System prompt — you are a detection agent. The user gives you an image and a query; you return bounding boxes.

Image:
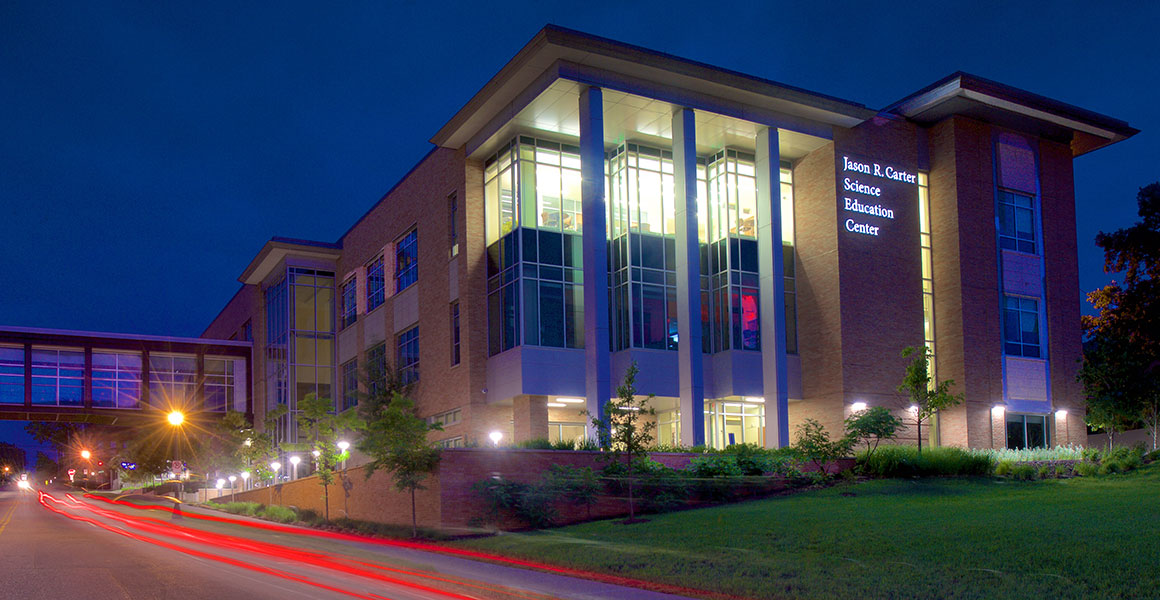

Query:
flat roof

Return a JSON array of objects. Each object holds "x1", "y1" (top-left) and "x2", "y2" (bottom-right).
[{"x1": 0, "y1": 325, "x2": 250, "y2": 349}]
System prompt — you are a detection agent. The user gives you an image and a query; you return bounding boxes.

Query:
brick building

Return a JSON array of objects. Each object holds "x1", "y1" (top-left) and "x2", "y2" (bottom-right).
[{"x1": 202, "y1": 26, "x2": 1136, "y2": 452}]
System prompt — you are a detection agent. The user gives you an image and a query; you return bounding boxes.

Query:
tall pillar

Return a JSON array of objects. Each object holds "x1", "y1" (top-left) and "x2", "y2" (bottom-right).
[
  {"x1": 756, "y1": 127, "x2": 789, "y2": 448},
  {"x1": 673, "y1": 107, "x2": 705, "y2": 446},
  {"x1": 579, "y1": 86, "x2": 611, "y2": 440},
  {"x1": 513, "y1": 395, "x2": 550, "y2": 442}
]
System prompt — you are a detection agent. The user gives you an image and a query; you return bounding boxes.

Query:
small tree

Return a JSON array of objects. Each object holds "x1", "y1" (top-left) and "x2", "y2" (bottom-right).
[
  {"x1": 291, "y1": 394, "x2": 362, "y2": 521},
  {"x1": 34, "y1": 452, "x2": 60, "y2": 479},
  {"x1": 898, "y1": 346, "x2": 963, "y2": 453},
  {"x1": 794, "y1": 419, "x2": 853, "y2": 476},
  {"x1": 845, "y1": 406, "x2": 903, "y2": 459},
  {"x1": 234, "y1": 405, "x2": 285, "y2": 485},
  {"x1": 588, "y1": 362, "x2": 656, "y2": 522},
  {"x1": 357, "y1": 392, "x2": 442, "y2": 537}
]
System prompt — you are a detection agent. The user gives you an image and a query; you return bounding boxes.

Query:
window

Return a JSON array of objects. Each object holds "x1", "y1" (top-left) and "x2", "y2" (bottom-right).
[
  {"x1": 147, "y1": 353, "x2": 197, "y2": 406},
  {"x1": 1003, "y1": 296, "x2": 1041, "y2": 357},
  {"x1": 0, "y1": 345, "x2": 24, "y2": 405},
  {"x1": 397, "y1": 326, "x2": 419, "y2": 385},
  {"x1": 437, "y1": 437, "x2": 464, "y2": 449},
  {"x1": 919, "y1": 172, "x2": 935, "y2": 378},
  {"x1": 366, "y1": 256, "x2": 385, "y2": 311},
  {"x1": 427, "y1": 408, "x2": 461, "y2": 427},
  {"x1": 548, "y1": 422, "x2": 586, "y2": 445},
  {"x1": 998, "y1": 190, "x2": 1036, "y2": 254},
  {"x1": 341, "y1": 359, "x2": 358, "y2": 411},
  {"x1": 395, "y1": 230, "x2": 418, "y2": 292},
  {"x1": 92, "y1": 351, "x2": 142, "y2": 409},
  {"x1": 203, "y1": 357, "x2": 234, "y2": 412},
  {"x1": 340, "y1": 277, "x2": 357, "y2": 329},
  {"x1": 366, "y1": 343, "x2": 387, "y2": 396},
  {"x1": 1006, "y1": 414, "x2": 1049, "y2": 449},
  {"x1": 31, "y1": 347, "x2": 84, "y2": 406},
  {"x1": 450, "y1": 302, "x2": 460, "y2": 366},
  {"x1": 448, "y1": 192, "x2": 459, "y2": 258}
]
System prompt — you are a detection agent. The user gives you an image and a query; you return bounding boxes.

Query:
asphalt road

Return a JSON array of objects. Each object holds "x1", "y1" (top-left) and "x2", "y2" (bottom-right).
[{"x1": 0, "y1": 486, "x2": 700, "y2": 600}]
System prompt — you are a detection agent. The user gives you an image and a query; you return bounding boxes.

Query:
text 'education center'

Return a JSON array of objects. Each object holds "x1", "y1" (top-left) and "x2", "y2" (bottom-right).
[{"x1": 201, "y1": 27, "x2": 1136, "y2": 452}]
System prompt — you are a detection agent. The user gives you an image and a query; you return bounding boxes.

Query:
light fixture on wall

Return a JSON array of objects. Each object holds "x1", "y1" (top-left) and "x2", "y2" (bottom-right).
[
  {"x1": 991, "y1": 405, "x2": 1005, "y2": 416},
  {"x1": 850, "y1": 402, "x2": 867, "y2": 412},
  {"x1": 744, "y1": 397, "x2": 764, "y2": 404},
  {"x1": 556, "y1": 397, "x2": 585, "y2": 404},
  {"x1": 489, "y1": 431, "x2": 503, "y2": 446},
  {"x1": 547, "y1": 402, "x2": 566, "y2": 408}
]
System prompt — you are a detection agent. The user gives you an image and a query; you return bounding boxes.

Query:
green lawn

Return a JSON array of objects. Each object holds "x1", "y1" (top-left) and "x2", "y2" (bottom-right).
[{"x1": 454, "y1": 463, "x2": 1160, "y2": 599}]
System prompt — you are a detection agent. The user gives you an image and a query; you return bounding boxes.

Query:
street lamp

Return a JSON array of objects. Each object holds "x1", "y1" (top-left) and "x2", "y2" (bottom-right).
[
  {"x1": 80, "y1": 449, "x2": 91, "y2": 460},
  {"x1": 240, "y1": 471, "x2": 250, "y2": 491},
  {"x1": 167, "y1": 411, "x2": 184, "y2": 426},
  {"x1": 489, "y1": 431, "x2": 503, "y2": 447},
  {"x1": 337, "y1": 440, "x2": 350, "y2": 471},
  {"x1": 268, "y1": 462, "x2": 281, "y2": 505},
  {"x1": 167, "y1": 410, "x2": 186, "y2": 500},
  {"x1": 289, "y1": 455, "x2": 301, "y2": 480},
  {"x1": 215, "y1": 478, "x2": 225, "y2": 499},
  {"x1": 228, "y1": 475, "x2": 237, "y2": 494}
]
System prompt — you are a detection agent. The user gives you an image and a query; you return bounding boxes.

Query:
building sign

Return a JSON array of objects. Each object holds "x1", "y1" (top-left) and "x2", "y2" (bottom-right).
[{"x1": 839, "y1": 155, "x2": 918, "y2": 237}]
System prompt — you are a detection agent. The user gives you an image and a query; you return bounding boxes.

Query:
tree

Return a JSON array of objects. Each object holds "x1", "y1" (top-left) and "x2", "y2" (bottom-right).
[
  {"x1": 844, "y1": 406, "x2": 903, "y2": 459},
  {"x1": 116, "y1": 436, "x2": 171, "y2": 482},
  {"x1": 357, "y1": 391, "x2": 442, "y2": 537},
  {"x1": 0, "y1": 442, "x2": 25, "y2": 477},
  {"x1": 588, "y1": 362, "x2": 656, "y2": 522},
  {"x1": 237, "y1": 405, "x2": 287, "y2": 486},
  {"x1": 34, "y1": 452, "x2": 59, "y2": 478},
  {"x1": 290, "y1": 393, "x2": 361, "y2": 521},
  {"x1": 1080, "y1": 182, "x2": 1160, "y2": 450},
  {"x1": 24, "y1": 422, "x2": 83, "y2": 456},
  {"x1": 794, "y1": 419, "x2": 853, "y2": 476},
  {"x1": 898, "y1": 346, "x2": 963, "y2": 453}
]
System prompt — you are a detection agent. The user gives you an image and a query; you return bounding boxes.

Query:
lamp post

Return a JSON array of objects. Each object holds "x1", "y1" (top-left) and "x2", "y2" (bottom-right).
[
  {"x1": 167, "y1": 411, "x2": 185, "y2": 500},
  {"x1": 228, "y1": 475, "x2": 237, "y2": 495},
  {"x1": 289, "y1": 455, "x2": 301, "y2": 481},
  {"x1": 215, "y1": 479, "x2": 225, "y2": 499},
  {"x1": 240, "y1": 471, "x2": 250, "y2": 491},
  {"x1": 337, "y1": 440, "x2": 350, "y2": 471}
]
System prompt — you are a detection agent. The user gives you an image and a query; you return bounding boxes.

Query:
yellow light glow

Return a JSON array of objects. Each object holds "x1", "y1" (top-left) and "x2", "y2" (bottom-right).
[
  {"x1": 80, "y1": 450, "x2": 91, "y2": 460},
  {"x1": 167, "y1": 411, "x2": 185, "y2": 426}
]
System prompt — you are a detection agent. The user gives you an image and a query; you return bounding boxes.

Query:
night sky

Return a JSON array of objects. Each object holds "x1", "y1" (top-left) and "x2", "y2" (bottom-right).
[{"x1": 2, "y1": 1, "x2": 1157, "y2": 457}]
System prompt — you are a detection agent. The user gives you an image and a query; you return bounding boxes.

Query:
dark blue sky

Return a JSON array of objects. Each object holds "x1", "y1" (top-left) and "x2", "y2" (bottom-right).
[{"x1": 1, "y1": 2, "x2": 1157, "y2": 455}]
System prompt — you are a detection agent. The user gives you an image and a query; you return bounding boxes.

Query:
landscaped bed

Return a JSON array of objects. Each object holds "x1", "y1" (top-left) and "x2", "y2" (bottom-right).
[{"x1": 452, "y1": 459, "x2": 1160, "y2": 599}]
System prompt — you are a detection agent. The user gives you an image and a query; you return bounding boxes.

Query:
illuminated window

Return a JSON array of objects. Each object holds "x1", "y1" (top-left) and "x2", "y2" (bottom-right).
[
  {"x1": 437, "y1": 436, "x2": 465, "y2": 448},
  {"x1": 91, "y1": 351, "x2": 142, "y2": 409},
  {"x1": 428, "y1": 408, "x2": 461, "y2": 427},
  {"x1": 1006, "y1": 414, "x2": 1049, "y2": 449},
  {"x1": 397, "y1": 326, "x2": 419, "y2": 385},
  {"x1": 395, "y1": 229, "x2": 418, "y2": 292},
  {"x1": 1003, "y1": 296, "x2": 1041, "y2": 357},
  {"x1": 998, "y1": 190, "x2": 1036, "y2": 254},
  {"x1": 448, "y1": 192, "x2": 459, "y2": 258},
  {"x1": 366, "y1": 256, "x2": 385, "y2": 311},
  {"x1": 918, "y1": 172, "x2": 936, "y2": 380}
]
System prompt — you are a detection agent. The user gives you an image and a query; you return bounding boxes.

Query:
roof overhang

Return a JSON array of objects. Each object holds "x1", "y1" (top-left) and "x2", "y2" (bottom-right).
[
  {"x1": 238, "y1": 237, "x2": 342, "y2": 285},
  {"x1": 887, "y1": 72, "x2": 1138, "y2": 157},
  {"x1": 431, "y1": 25, "x2": 876, "y2": 151}
]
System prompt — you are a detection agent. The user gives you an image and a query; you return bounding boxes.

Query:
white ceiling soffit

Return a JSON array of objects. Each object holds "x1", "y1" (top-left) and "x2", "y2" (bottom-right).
[{"x1": 432, "y1": 29, "x2": 873, "y2": 151}]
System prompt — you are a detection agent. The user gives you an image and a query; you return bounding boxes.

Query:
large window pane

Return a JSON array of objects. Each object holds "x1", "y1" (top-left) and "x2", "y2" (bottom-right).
[{"x1": 0, "y1": 346, "x2": 24, "y2": 404}]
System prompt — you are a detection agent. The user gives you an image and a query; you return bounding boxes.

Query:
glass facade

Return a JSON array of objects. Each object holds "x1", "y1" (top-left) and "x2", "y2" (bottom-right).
[
  {"x1": 919, "y1": 173, "x2": 936, "y2": 378},
  {"x1": 704, "y1": 400, "x2": 764, "y2": 448},
  {"x1": 450, "y1": 302, "x2": 460, "y2": 366},
  {"x1": 92, "y1": 350, "x2": 142, "y2": 409},
  {"x1": 31, "y1": 347, "x2": 83, "y2": 406},
  {"x1": 397, "y1": 326, "x2": 419, "y2": 385},
  {"x1": 0, "y1": 345, "x2": 24, "y2": 404},
  {"x1": 366, "y1": 342, "x2": 386, "y2": 395},
  {"x1": 266, "y1": 267, "x2": 335, "y2": 445},
  {"x1": 485, "y1": 137, "x2": 585, "y2": 355}
]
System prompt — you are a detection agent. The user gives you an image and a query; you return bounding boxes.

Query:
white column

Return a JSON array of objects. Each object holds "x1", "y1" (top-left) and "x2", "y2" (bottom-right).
[
  {"x1": 673, "y1": 107, "x2": 705, "y2": 446},
  {"x1": 756, "y1": 127, "x2": 789, "y2": 448},
  {"x1": 579, "y1": 87, "x2": 611, "y2": 441}
]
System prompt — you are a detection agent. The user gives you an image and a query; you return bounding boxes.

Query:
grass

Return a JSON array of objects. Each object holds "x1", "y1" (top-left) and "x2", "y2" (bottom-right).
[{"x1": 454, "y1": 462, "x2": 1160, "y2": 599}]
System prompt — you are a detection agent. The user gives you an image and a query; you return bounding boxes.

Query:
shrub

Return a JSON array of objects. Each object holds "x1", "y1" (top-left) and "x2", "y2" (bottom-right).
[
  {"x1": 1036, "y1": 465, "x2": 1052, "y2": 479},
  {"x1": 975, "y1": 445, "x2": 1086, "y2": 463},
  {"x1": 1054, "y1": 463, "x2": 1071, "y2": 477},
  {"x1": 844, "y1": 406, "x2": 903, "y2": 460},
  {"x1": 549, "y1": 439, "x2": 576, "y2": 451},
  {"x1": 206, "y1": 500, "x2": 262, "y2": 516},
  {"x1": 574, "y1": 438, "x2": 600, "y2": 451},
  {"x1": 994, "y1": 460, "x2": 1014, "y2": 476},
  {"x1": 1074, "y1": 462, "x2": 1098, "y2": 477},
  {"x1": 1098, "y1": 461, "x2": 1119, "y2": 475},
  {"x1": 794, "y1": 419, "x2": 854, "y2": 476},
  {"x1": 857, "y1": 445, "x2": 995, "y2": 478},
  {"x1": 1011, "y1": 464, "x2": 1037, "y2": 481},
  {"x1": 1144, "y1": 449, "x2": 1160, "y2": 463},
  {"x1": 688, "y1": 454, "x2": 744, "y2": 502},
  {"x1": 471, "y1": 477, "x2": 557, "y2": 528},
  {"x1": 261, "y1": 504, "x2": 298, "y2": 523},
  {"x1": 721, "y1": 443, "x2": 774, "y2": 475},
  {"x1": 542, "y1": 464, "x2": 601, "y2": 519},
  {"x1": 297, "y1": 508, "x2": 323, "y2": 524},
  {"x1": 635, "y1": 464, "x2": 689, "y2": 513}
]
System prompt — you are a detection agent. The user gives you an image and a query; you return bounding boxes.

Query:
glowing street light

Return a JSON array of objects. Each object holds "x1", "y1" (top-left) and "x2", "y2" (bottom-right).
[
  {"x1": 289, "y1": 455, "x2": 301, "y2": 480},
  {"x1": 337, "y1": 440, "x2": 350, "y2": 471},
  {"x1": 167, "y1": 411, "x2": 185, "y2": 426},
  {"x1": 240, "y1": 471, "x2": 250, "y2": 491},
  {"x1": 489, "y1": 431, "x2": 503, "y2": 447},
  {"x1": 80, "y1": 449, "x2": 92, "y2": 460}
]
